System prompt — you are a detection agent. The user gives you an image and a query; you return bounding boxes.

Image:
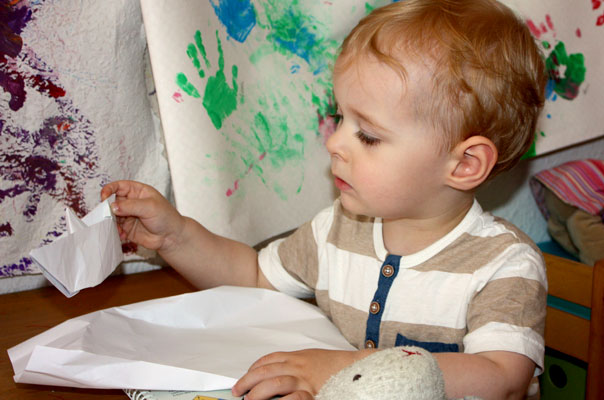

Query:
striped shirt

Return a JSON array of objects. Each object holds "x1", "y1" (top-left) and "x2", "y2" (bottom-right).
[{"x1": 259, "y1": 198, "x2": 547, "y2": 373}]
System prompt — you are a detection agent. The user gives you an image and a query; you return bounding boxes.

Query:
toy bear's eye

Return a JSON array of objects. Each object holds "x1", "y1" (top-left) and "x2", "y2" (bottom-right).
[{"x1": 353, "y1": 374, "x2": 362, "y2": 382}]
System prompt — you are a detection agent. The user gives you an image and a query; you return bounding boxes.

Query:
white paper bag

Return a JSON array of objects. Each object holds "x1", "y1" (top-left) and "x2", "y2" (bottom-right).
[{"x1": 29, "y1": 195, "x2": 124, "y2": 297}]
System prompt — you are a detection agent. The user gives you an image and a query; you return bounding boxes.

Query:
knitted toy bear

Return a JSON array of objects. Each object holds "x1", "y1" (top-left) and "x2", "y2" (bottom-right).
[{"x1": 317, "y1": 346, "x2": 481, "y2": 400}]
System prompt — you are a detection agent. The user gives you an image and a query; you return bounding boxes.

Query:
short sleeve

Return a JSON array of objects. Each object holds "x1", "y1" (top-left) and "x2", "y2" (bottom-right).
[
  {"x1": 258, "y1": 202, "x2": 337, "y2": 298},
  {"x1": 464, "y1": 244, "x2": 547, "y2": 374},
  {"x1": 258, "y1": 220, "x2": 319, "y2": 299}
]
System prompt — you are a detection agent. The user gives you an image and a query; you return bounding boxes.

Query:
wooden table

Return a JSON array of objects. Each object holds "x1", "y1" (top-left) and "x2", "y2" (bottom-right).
[{"x1": 0, "y1": 268, "x2": 196, "y2": 400}]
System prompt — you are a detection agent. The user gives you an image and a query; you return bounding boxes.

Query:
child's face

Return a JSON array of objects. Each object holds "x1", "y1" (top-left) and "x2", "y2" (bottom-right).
[{"x1": 327, "y1": 57, "x2": 452, "y2": 221}]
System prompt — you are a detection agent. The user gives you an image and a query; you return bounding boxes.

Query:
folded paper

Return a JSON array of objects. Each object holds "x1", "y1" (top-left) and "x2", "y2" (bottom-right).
[
  {"x1": 8, "y1": 286, "x2": 355, "y2": 391},
  {"x1": 29, "y1": 195, "x2": 124, "y2": 297}
]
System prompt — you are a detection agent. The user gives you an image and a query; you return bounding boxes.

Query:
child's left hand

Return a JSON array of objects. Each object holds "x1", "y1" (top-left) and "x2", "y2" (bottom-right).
[{"x1": 231, "y1": 349, "x2": 370, "y2": 399}]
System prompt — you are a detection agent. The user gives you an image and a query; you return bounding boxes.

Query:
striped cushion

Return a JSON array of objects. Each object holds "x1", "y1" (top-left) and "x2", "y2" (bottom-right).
[{"x1": 531, "y1": 159, "x2": 604, "y2": 220}]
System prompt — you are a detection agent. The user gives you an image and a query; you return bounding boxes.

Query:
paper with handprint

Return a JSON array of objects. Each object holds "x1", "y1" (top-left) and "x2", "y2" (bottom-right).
[
  {"x1": 500, "y1": 0, "x2": 603, "y2": 158},
  {"x1": 139, "y1": 0, "x2": 381, "y2": 246},
  {"x1": 29, "y1": 195, "x2": 123, "y2": 298},
  {"x1": 140, "y1": 0, "x2": 604, "y2": 247}
]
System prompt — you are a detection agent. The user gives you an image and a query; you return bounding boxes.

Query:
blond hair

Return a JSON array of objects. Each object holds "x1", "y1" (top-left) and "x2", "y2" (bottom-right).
[{"x1": 336, "y1": 0, "x2": 546, "y2": 177}]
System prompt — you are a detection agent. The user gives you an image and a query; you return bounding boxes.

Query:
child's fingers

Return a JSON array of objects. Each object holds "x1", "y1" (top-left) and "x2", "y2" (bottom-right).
[
  {"x1": 101, "y1": 180, "x2": 148, "y2": 201},
  {"x1": 247, "y1": 352, "x2": 288, "y2": 371},
  {"x1": 101, "y1": 181, "x2": 132, "y2": 200},
  {"x1": 233, "y1": 353, "x2": 302, "y2": 398},
  {"x1": 111, "y1": 197, "x2": 156, "y2": 219},
  {"x1": 121, "y1": 217, "x2": 141, "y2": 242},
  {"x1": 100, "y1": 183, "x2": 116, "y2": 201},
  {"x1": 234, "y1": 365, "x2": 312, "y2": 400},
  {"x1": 241, "y1": 375, "x2": 304, "y2": 400}
]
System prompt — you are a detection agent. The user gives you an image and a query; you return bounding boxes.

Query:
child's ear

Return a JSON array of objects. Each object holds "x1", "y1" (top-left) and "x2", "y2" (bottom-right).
[{"x1": 446, "y1": 135, "x2": 498, "y2": 191}]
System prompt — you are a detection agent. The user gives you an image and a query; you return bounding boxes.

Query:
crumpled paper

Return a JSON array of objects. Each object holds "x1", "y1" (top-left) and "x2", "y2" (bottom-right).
[
  {"x1": 8, "y1": 286, "x2": 356, "y2": 391},
  {"x1": 29, "y1": 195, "x2": 124, "y2": 297}
]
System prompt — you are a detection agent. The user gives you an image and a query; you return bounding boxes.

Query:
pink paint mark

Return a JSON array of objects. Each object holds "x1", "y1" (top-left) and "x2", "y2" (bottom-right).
[
  {"x1": 576, "y1": 28, "x2": 582, "y2": 37},
  {"x1": 545, "y1": 14, "x2": 555, "y2": 31},
  {"x1": 226, "y1": 179, "x2": 239, "y2": 197},
  {"x1": 225, "y1": 152, "x2": 266, "y2": 197},
  {"x1": 526, "y1": 20, "x2": 541, "y2": 38},
  {"x1": 172, "y1": 92, "x2": 184, "y2": 103},
  {"x1": 318, "y1": 113, "x2": 338, "y2": 144},
  {"x1": 527, "y1": 15, "x2": 557, "y2": 39}
]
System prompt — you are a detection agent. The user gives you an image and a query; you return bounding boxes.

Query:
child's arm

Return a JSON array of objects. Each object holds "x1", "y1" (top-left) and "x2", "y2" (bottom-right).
[
  {"x1": 231, "y1": 349, "x2": 534, "y2": 399},
  {"x1": 101, "y1": 180, "x2": 274, "y2": 290},
  {"x1": 434, "y1": 351, "x2": 535, "y2": 399}
]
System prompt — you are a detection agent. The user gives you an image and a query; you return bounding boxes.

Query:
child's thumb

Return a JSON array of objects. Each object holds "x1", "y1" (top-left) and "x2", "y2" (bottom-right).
[{"x1": 110, "y1": 197, "x2": 152, "y2": 219}]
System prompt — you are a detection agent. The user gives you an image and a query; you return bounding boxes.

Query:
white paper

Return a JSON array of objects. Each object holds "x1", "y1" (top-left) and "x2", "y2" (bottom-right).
[
  {"x1": 28, "y1": 195, "x2": 124, "y2": 297},
  {"x1": 8, "y1": 286, "x2": 355, "y2": 391}
]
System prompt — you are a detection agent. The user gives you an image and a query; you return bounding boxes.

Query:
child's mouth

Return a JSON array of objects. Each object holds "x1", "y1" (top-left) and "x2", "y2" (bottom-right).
[{"x1": 334, "y1": 176, "x2": 352, "y2": 191}]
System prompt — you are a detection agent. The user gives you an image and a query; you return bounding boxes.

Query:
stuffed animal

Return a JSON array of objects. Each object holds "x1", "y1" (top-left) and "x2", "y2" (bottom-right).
[
  {"x1": 317, "y1": 346, "x2": 481, "y2": 400},
  {"x1": 530, "y1": 159, "x2": 604, "y2": 266}
]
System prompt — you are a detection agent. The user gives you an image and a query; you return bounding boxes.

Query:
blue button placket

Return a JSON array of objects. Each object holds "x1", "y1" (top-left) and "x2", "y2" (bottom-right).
[{"x1": 364, "y1": 254, "x2": 401, "y2": 348}]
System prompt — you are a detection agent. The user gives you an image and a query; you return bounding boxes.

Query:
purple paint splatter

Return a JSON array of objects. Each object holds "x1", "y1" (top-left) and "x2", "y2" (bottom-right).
[
  {"x1": 0, "y1": 222, "x2": 13, "y2": 237},
  {"x1": 1, "y1": 0, "x2": 107, "y2": 276}
]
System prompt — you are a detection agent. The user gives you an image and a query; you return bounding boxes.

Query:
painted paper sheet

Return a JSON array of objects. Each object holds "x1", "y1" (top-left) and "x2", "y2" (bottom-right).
[
  {"x1": 0, "y1": 0, "x2": 170, "y2": 280},
  {"x1": 142, "y1": 0, "x2": 603, "y2": 246},
  {"x1": 141, "y1": 0, "x2": 392, "y2": 245},
  {"x1": 502, "y1": 0, "x2": 604, "y2": 156}
]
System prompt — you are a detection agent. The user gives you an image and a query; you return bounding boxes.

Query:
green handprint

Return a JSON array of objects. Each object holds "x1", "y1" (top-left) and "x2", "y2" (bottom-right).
[
  {"x1": 545, "y1": 41, "x2": 586, "y2": 101},
  {"x1": 176, "y1": 30, "x2": 239, "y2": 129}
]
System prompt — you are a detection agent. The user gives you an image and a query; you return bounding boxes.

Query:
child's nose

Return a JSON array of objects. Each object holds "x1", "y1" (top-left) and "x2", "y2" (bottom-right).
[{"x1": 325, "y1": 125, "x2": 347, "y2": 160}]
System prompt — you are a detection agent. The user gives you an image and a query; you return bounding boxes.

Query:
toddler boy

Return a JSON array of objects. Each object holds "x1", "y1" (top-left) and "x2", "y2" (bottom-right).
[{"x1": 102, "y1": 0, "x2": 547, "y2": 398}]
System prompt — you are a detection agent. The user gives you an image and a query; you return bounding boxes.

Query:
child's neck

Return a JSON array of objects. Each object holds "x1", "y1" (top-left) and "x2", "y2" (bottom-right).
[{"x1": 382, "y1": 197, "x2": 474, "y2": 256}]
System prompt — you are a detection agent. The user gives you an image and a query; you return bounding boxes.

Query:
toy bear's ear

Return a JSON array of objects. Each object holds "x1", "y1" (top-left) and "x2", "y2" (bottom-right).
[{"x1": 316, "y1": 346, "x2": 447, "y2": 400}]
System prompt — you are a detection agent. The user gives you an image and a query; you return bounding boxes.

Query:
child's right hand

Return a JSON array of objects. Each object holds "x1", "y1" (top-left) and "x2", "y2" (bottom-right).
[{"x1": 101, "y1": 180, "x2": 186, "y2": 254}]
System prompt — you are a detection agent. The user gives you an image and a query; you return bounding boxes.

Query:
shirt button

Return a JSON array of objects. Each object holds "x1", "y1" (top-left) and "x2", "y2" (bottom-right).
[
  {"x1": 369, "y1": 301, "x2": 380, "y2": 314},
  {"x1": 365, "y1": 340, "x2": 376, "y2": 349},
  {"x1": 382, "y1": 264, "x2": 394, "y2": 277}
]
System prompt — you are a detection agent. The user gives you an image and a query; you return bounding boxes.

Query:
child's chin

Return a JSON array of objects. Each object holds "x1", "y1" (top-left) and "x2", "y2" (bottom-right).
[{"x1": 339, "y1": 196, "x2": 370, "y2": 217}]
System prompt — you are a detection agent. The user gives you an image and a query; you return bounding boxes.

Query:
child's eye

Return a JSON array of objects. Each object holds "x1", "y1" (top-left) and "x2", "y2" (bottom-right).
[{"x1": 356, "y1": 131, "x2": 380, "y2": 146}]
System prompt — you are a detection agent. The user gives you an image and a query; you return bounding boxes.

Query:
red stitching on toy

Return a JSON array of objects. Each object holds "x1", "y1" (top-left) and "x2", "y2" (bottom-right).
[{"x1": 401, "y1": 349, "x2": 421, "y2": 356}]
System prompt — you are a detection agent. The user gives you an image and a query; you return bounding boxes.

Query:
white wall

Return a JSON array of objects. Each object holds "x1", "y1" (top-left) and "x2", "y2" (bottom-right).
[{"x1": 477, "y1": 136, "x2": 604, "y2": 243}]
